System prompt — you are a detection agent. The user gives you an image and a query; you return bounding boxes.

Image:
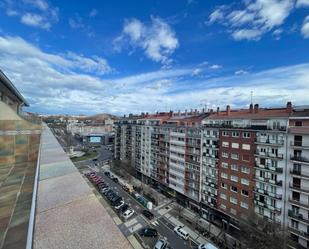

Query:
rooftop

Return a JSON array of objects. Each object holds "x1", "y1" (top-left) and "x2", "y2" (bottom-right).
[{"x1": 33, "y1": 124, "x2": 132, "y2": 249}]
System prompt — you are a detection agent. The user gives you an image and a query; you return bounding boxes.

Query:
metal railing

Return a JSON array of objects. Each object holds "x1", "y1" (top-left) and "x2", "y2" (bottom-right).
[{"x1": 26, "y1": 134, "x2": 42, "y2": 249}]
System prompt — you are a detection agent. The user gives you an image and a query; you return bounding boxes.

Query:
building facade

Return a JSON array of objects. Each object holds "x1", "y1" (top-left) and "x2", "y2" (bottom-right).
[{"x1": 114, "y1": 103, "x2": 309, "y2": 249}]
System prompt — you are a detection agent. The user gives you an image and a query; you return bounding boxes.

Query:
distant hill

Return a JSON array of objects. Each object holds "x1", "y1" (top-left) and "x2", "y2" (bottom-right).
[{"x1": 84, "y1": 113, "x2": 119, "y2": 121}]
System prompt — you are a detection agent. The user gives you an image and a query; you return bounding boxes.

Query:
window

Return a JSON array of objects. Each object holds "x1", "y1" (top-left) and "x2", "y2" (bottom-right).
[
  {"x1": 230, "y1": 186, "x2": 238, "y2": 193},
  {"x1": 243, "y1": 132, "x2": 251, "y2": 138},
  {"x1": 223, "y1": 131, "x2": 229, "y2": 136},
  {"x1": 221, "y1": 182, "x2": 227, "y2": 189},
  {"x1": 231, "y1": 164, "x2": 238, "y2": 171},
  {"x1": 241, "y1": 178, "x2": 250, "y2": 186},
  {"x1": 241, "y1": 189, "x2": 249, "y2": 197},
  {"x1": 230, "y1": 197, "x2": 238, "y2": 204},
  {"x1": 220, "y1": 193, "x2": 227, "y2": 200},
  {"x1": 231, "y1": 153, "x2": 239, "y2": 160},
  {"x1": 222, "y1": 141, "x2": 229, "y2": 147},
  {"x1": 242, "y1": 144, "x2": 250, "y2": 150},
  {"x1": 230, "y1": 175, "x2": 238, "y2": 182},
  {"x1": 232, "y1": 131, "x2": 239, "y2": 137},
  {"x1": 241, "y1": 166, "x2": 250, "y2": 174},
  {"x1": 220, "y1": 204, "x2": 226, "y2": 210},
  {"x1": 222, "y1": 162, "x2": 228, "y2": 168},
  {"x1": 240, "y1": 202, "x2": 249, "y2": 209},
  {"x1": 221, "y1": 172, "x2": 228, "y2": 179},
  {"x1": 222, "y1": 152, "x2": 229, "y2": 158},
  {"x1": 230, "y1": 208, "x2": 237, "y2": 215},
  {"x1": 232, "y1": 142, "x2": 239, "y2": 149},
  {"x1": 295, "y1": 121, "x2": 302, "y2": 127}
]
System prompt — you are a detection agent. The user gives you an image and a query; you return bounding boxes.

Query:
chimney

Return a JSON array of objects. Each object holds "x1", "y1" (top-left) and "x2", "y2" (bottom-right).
[
  {"x1": 254, "y1": 104, "x2": 259, "y2": 113},
  {"x1": 202, "y1": 108, "x2": 205, "y2": 113},
  {"x1": 194, "y1": 109, "x2": 197, "y2": 115},
  {"x1": 210, "y1": 109, "x2": 213, "y2": 114},
  {"x1": 217, "y1": 107, "x2": 220, "y2": 115},
  {"x1": 190, "y1": 108, "x2": 193, "y2": 114},
  {"x1": 226, "y1": 105, "x2": 231, "y2": 115},
  {"x1": 185, "y1": 109, "x2": 187, "y2": 116},
  {"x1": 249, "y1": 103, "x2": 253, "y2": 113},
  {"x1": 286, "y1": 101, "x2": 292, "y2": 113},
  {"x1": 124, "y1": 114, "x2": 126, "y2": 118}
]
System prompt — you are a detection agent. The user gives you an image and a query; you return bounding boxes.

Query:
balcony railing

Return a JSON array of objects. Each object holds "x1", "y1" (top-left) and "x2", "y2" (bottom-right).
[
  {"x1": 288, "y1": 210, "x2": 309, "y2": 224},
  {"x1": 289, "y1": 184, "x2": 309, "y2": 194},
  {"x1": 255, "y1": 163, "x2": 283, "y2": 173},
  {"x1": 290, "y1": 155, "x2": 309, "y2": 164},
  {"x1": 255, "y1": 151, "x2": 284, "y2": 159},
  {"x1": 290, "y1": 169, "x2": 309, "y2": 179},
  {"x1": 289, "y1": 198, "x2": 309, "y2": 210},
  {"x1": 255, "y1": 138, "x2": 284, "y2": 146},
  {"x1": 289, "y1": 227, "x2": 309, "y2": 240}
]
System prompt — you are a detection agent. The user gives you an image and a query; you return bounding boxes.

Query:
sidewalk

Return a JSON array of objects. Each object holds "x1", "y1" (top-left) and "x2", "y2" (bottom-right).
[{"x1": 168, "y1": 203, "x2": 238, "y2": 249}]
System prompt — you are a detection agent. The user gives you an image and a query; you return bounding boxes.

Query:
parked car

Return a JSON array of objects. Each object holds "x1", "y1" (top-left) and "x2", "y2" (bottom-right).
[
  {"x1": 104, "y1": 171, "x2": 111, "y2": 177},
  {"x1": 112, "y1": 177, "x2": 119, "y2": 183},
  {"x1": 139, "y1": 228, "x2": 158, "y2": 237},
  {"x1": 153, "y1": 239, "x2": 167, "y2": 249},
  {"x1": 122, "y1": 209, "x2": 134, "y2": 219},
  {"x1": 114, "y1": 200, "x2": 124, "y2": 210},
  {"x1": 105, "y1": 189, "x2": 114, "y2": 196},
  {"x1": 198, "y1": 243, "x2": 219, "y2": 249},
  {"x1": 173, "y1": 226, "x2": 189, "y2": 240},
  {"x1": 111, "y1": 196, "x2": 122, "y2": 205},
  {"x1": 142, "y1": 210, "x2": 154, "y2": 220},
  {"x1": 122, "y1": 185, "x2": 129, "y2": 192},
  {"x1": 92, "y1": 158, "x2": 98, "y2": 162},
  {"x1": 119, "y1": 204, "x2": 130, "y2": 213},
  {"x1": 100, "y1": 187, "x2": 109, "y2": 193}
]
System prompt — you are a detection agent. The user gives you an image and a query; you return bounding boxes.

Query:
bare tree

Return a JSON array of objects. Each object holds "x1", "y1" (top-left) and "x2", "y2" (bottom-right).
[{"x1": 239, "y1": 210, "x2": 290, "y2": 249}]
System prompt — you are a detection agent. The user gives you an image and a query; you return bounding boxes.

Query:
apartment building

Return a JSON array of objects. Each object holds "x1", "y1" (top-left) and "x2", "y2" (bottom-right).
[
  {"x1": 287, "y1": 106, "x2": 309, "y2": 248},
  {"x1": 114, "y1": 102, "x2": 309, "y2": 249}
]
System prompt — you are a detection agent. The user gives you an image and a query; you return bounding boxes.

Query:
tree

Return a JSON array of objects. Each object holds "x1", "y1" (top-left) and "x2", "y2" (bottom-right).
[{"x1": 239, "y1": 210, "x2": 290, "y2": 249}]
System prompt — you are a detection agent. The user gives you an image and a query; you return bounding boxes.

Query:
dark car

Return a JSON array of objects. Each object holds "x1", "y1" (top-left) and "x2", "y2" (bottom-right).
[
  {"x1": 111, "y1": 196, "x2": 122, "y2": 206},
  {"x1": 142, "y1": 210, "x2": 154, "y2": 220},
  {"x1": 105, "y1": 189, "x2": 113, "y2": 196},
  {"x1": 119, "y1": 204, "x2": 129, "y2": 213},
  {"x1": 112, "y1": 177, "x2": 119, "y2": 183},
  {"x1": 104, "y1": 171, "x2": 111, "y2": 177},
  {"x1": 92, "y1": 158, "x2": 98, "y2": 162},
  {"x1": 139, "y1": 228, "x2": 158, "y2": 237}
]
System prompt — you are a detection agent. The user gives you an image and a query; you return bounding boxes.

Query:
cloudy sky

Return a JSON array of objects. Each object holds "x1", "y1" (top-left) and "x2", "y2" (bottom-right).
[{"x1": 0, "y1": 0, "x2": 309, "y2": 115}]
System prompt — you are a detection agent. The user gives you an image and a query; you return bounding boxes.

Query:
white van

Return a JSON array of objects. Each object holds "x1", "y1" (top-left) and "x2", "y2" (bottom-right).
[
  {"x1": 173, "y1": 225, "x2": 189, "y2": 240},
  {"x1": 198, "y1": 243, "x2": 219, "y2": 249}
]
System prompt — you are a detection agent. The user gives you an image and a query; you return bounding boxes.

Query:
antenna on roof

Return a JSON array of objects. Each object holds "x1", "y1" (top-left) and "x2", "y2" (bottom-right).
[{"x1": 250, "y1": 90, "x2": 253, "y2": 105}]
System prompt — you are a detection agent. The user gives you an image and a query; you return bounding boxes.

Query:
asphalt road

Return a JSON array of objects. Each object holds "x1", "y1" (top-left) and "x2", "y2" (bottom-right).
[{"x1": 98, "y1": 172, "x2": 144, "y2": 217}]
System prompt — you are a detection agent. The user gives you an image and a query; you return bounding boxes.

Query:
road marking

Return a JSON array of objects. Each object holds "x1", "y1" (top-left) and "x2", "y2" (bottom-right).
[
  {"x1": 152, "y1": 220, "x2": 159, "y2": 226},
  {"x1": 125, "y1": 218, "x2": 138, "y2": 228}
]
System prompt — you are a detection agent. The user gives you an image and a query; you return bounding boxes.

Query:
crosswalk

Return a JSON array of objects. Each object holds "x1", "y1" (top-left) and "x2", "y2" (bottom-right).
[{"x1": 151, "y1": 220, "x2": 159, "y2": 227}]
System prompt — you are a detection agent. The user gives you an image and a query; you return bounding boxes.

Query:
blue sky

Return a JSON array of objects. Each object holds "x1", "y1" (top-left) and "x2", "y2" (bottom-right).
[{"x1": 0, "y1": 0, "x2": 309, "y2": 115}]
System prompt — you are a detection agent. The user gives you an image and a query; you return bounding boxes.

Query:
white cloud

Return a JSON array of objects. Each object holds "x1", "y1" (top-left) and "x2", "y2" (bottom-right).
[
  {"x1": 209, "y1": 0, "x2": 295, "y2": 41},
  {"x1": 191, "y1": 68, "x2": 203, "y2": 76},
  {"x1": 296, "y1": 0, "x2": 309, "y2": 7},
  {"x1": 21, "y1": 13, "x2": 50, "y2": 29},
  {"x1": 209, "y1": 64, "x2": 222, "y2": 69},
  {"x1": 232, "y1": 29, "x2": 263, "y2": 41},
  {"x1": 114, "y1": 17, "x2": 179, "y2": 65},
  {"x1": 89, "y1": 9, "x2": 98, "y2": 17},
  {"x1": 301, "y1": 16, "x2": 309, "y2": 38},
  {"x1": 235, "y1": 70, "x2": 249, "y2": 75},
  {"x1": 69, "y1": 14, "x2": 95, "y2": 37},
  {"x1": 22, "y1": 0, "x2": 48, "y2": 10},
  {"x1": 1, "y1": 35, "x2": 309, "y2": 115},
  {"x1": 3, "y1": 0, "x2": 58, "y2": 29}
]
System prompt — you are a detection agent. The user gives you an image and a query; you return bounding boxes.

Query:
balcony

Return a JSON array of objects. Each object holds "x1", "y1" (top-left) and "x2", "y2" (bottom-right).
[
  {"x1": 254, "y1": 188, "x2": 282, "y2": 199},
  {"x1": 290, "y1": 140, "x2": 309, "y2": 150},
  {"x1": 254, "y1": 176, "x2": 282, "y2": 186},
  {"x1": 289, "y1": 184, "x2": 309, "y2": 194},
  {"x1": 288, "y1": 210, "x2": 309, "y2": 224},
  {"x1": 289, "y1": 198, "x2": 309, "y2": 210},
  {"x1": 290, "y1": 155, "x2": 309, "y2": 164},
  {"x1": 255, "y1": 163, "x2": 283, "y2": 173},
  {"x1": 255, "y1": 138, "x2": 284, "y2": 146},
  {"x1": 255, "y1": 151, "x2": 284, "y2": 159},
  {"x1": 290, "y1": 169, "x2": 309, "y2": 180},
  {"x1": 289, "y1": 227, "x2": 309, "y2": 241}
]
